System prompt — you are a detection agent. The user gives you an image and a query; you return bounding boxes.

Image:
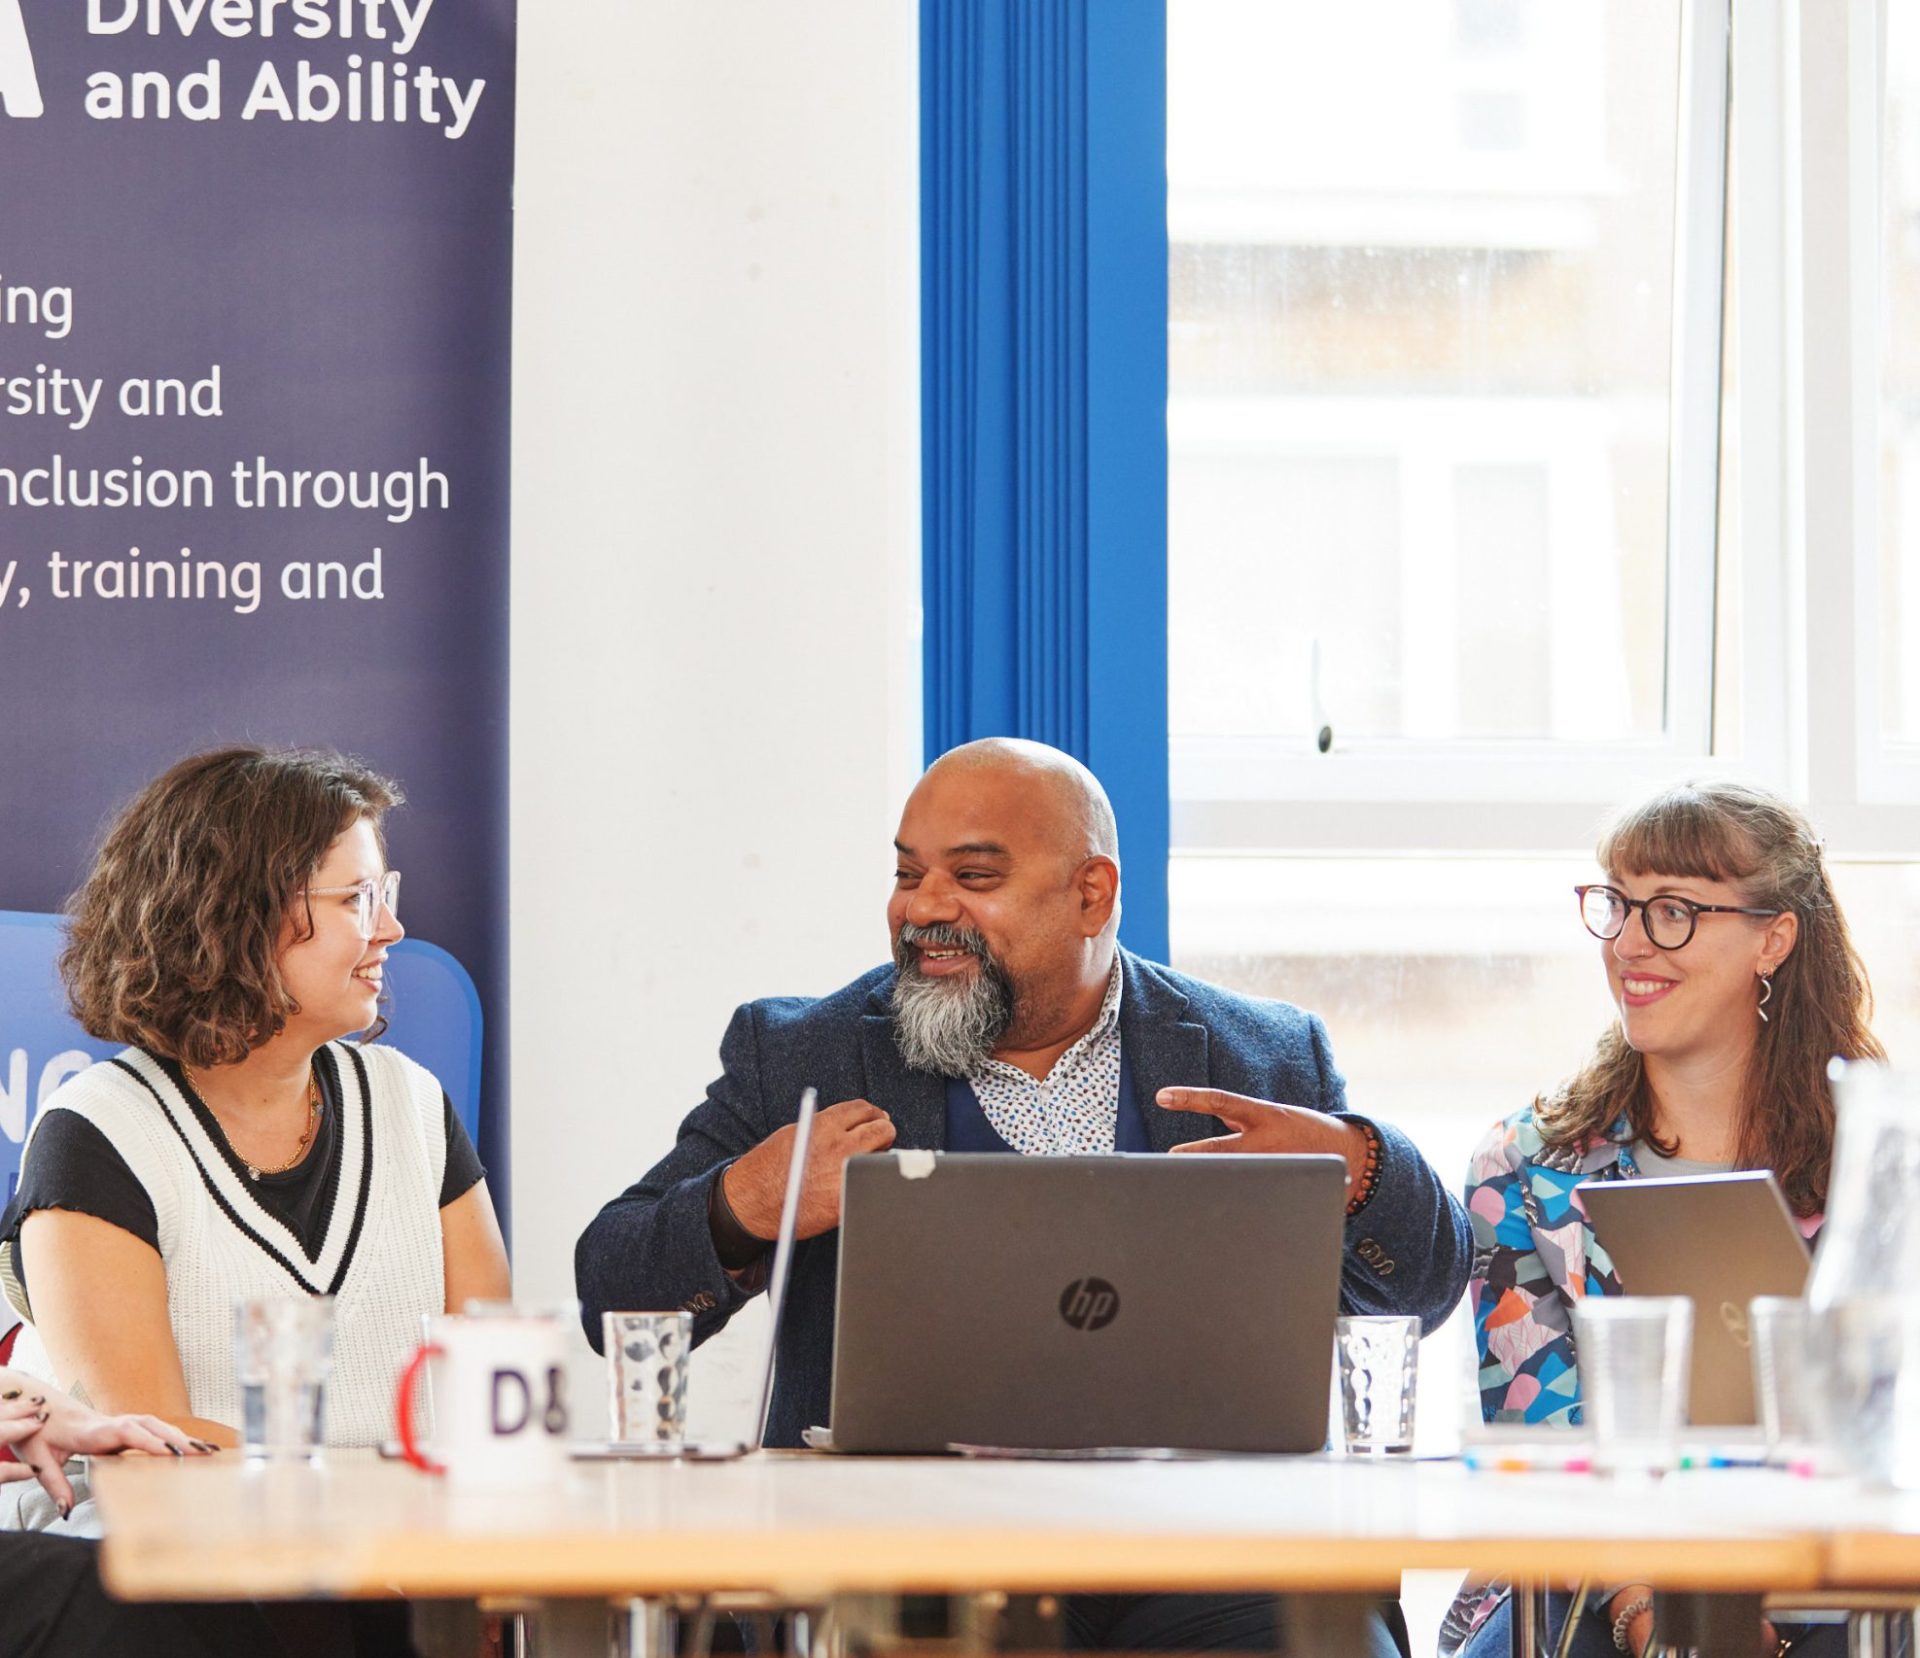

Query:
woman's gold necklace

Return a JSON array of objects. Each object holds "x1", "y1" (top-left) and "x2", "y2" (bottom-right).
[{"x1": 182, "y1": 1063, "x2": 321, "y2": 1181}]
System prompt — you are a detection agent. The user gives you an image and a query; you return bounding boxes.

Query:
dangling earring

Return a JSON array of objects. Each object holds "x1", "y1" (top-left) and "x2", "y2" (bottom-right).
[{"x1": 1758, "y1": 971, "x2": 1774, "y2": 1023}]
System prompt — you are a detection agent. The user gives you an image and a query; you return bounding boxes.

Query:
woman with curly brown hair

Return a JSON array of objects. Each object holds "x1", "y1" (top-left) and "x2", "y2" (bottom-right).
[
  {"x1": 1448, "y1": 779, "x2": 1882, "y2": 1658},
  {"x1": 0, "y1": 746, "x2": 509, "y2": 1495}
]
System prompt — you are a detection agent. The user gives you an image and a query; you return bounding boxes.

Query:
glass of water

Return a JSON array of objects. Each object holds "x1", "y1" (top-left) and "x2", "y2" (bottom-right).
[
  {"x1": 1816, "y1": 1295, "x2": 1920, "y2": 1489},
  {"x1": 234, "y1": 1296, "x2": 334, "y2": 1462},
  {"x1": 1749, "y1": 1296, "x2": 1817, "y2": 1468},
  {"x1": 1335, "y1": 1315, "x2": 1420, "y2": 1454},
  {"x1": 603, "y1": 1311, "x2": 691, "y2": 1447},
  {"x1": 1573, "y1": 1296, "x2": 1691, "y2": 1474}
]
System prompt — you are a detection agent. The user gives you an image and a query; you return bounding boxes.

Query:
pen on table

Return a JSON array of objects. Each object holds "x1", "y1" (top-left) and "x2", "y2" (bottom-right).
[
  {"x1": 1463, "y1": 1449, "x2": 1817, "y2": 1476},
  {"x1": 1461, "y1": 1451, "x2": 1593, "y2": 1473}
]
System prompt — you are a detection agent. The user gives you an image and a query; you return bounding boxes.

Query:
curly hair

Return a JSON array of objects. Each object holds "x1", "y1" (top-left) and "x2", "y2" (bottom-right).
[
  {"x1": 1535, "y1": 779, "x2": 1883, "y2": 1216},
  {"x1": 60, "y1": 746, "x2": 403, "y2": 1066}
]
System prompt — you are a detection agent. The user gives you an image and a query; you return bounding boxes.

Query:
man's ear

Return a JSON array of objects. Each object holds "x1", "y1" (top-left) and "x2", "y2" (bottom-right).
[{"x1": 1078, "y1": 856, "x2": 1119, "y2": 936}]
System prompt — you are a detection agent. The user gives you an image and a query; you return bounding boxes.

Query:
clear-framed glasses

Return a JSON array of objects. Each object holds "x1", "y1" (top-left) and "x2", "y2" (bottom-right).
[
  {"x1": 1574, "y1": 883, "x2": 1781, "y2": 951},
  {"x1": 305, "y1": 871, "x2": 401, "y2": 940}
]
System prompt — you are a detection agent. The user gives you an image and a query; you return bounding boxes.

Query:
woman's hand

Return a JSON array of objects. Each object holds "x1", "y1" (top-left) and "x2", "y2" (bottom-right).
[{"x1": 0, "y1": 1371, "x2": 213, "y2": 1517}]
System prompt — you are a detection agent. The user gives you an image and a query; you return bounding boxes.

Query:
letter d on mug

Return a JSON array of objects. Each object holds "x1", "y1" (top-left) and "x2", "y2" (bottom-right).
[
  {"x1": 395, "y1": 1308, "x2": 572, "y2": 1485},
  {"x1": 491, "y1": 1369, "x2": 531, "y2": 1436}
]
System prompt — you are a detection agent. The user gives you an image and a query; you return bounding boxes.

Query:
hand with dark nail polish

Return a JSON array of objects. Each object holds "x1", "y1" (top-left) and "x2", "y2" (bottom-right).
[{"x1": 2, "y1": 1365, "x2": 219, "y2": 1510}]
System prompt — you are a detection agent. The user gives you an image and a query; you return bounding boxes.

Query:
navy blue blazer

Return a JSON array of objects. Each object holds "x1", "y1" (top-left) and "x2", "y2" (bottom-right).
[{"x1": 575, "y1": 950, "x2": 1471, "y2": 1449}]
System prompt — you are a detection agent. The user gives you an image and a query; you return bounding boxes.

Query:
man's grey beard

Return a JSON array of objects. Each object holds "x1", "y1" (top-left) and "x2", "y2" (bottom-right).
[{"x1": 890, "y1": 921, "x2": 1016, "y2": 1076}]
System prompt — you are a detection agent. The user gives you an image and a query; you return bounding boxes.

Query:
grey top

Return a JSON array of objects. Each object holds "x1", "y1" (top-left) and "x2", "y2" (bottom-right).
[{"x1": 1631, "y1": 1141, "x2": 1733, "y2": 1179}]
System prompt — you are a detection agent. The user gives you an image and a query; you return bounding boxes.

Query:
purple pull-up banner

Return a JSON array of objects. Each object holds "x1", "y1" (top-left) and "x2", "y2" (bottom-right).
[{"x1": 0, "y1": 0, "x2": 516, "y2": 1226}]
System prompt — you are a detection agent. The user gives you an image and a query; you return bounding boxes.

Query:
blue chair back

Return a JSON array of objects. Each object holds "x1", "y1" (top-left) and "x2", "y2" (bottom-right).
[{"x1": 0, "y1": 910, "x2": 483, "y2": 1206}]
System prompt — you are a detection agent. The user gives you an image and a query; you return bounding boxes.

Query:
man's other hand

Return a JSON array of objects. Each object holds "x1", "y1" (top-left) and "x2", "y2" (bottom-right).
[
  {"x1": 721, "y1": 1099, "x2": 897, "y2": 1240},
  {"x1": 1156, "y1": 1087, "x2": 1365, "y2": 1186}
]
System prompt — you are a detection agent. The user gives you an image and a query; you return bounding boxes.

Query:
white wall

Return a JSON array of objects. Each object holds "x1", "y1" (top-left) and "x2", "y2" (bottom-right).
[{"x1": 509, "y1": 2, "x2": 921, "y2": 1430}]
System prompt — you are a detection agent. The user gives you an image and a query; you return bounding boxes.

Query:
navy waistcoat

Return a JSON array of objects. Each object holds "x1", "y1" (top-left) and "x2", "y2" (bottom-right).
[{"x1": 943, "y1": 1044, "x2": 1152, "y2": 1152}]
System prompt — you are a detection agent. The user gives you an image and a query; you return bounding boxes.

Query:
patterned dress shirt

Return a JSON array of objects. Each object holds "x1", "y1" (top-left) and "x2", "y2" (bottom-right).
[{"x1": 968, "y1": 958, "x2": 1124, "y2": 1155}]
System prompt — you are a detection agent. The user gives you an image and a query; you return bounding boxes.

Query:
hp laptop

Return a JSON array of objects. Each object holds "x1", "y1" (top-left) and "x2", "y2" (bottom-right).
[
  {"x1": 826, "y1": 1152, "x2": 1348, "y2": 1454},
  {"x1": 1579, "y1": 1170, "x2": 1812, "y2": 1426}
]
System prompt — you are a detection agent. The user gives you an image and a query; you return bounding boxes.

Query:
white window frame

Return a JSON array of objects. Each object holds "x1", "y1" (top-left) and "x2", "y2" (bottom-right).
[
  {"x1": 1171, "y1": 0, "x2": 1920, "y2": 861},
  {"x1": 1795, "y1": 0, "x2": 1920, "y2": 834},
  {"x1": 1170, "y1": 0, "x2": 1735, "y2": 855}
]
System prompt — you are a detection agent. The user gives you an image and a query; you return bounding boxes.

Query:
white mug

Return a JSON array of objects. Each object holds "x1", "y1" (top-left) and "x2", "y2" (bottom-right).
[{"x1": 395, "y1": 1308, "x2": 571, "y2": 1484}]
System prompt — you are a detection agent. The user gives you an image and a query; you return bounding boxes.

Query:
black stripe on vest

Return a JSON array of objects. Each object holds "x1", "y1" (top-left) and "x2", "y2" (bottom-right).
[
  {"x1": 326, "y1": 1046, "x2": 378, "y2": 1299},
  {"x1": 113, "y1": 1057, "x2": 323, "y2": 1295}
]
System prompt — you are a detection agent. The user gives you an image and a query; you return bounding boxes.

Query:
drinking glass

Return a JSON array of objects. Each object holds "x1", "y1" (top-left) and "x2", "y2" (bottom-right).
[
  {"x1": 1810, "y1": 1063, "x2": 1920, "y2": 1487},
  {"x1": 603, "y1": 1311, "x2": 691, "y2": 1447},
  {"x1": 1816, "y1": 1295, "x2": 1920, "y2": 1489},
  {"x1": 1573, "y1": 1296, "x2": 1691, "y2": 1473},
  {"x1": 1335, "y1": 1315, "x2": 1418, "y2": 1455},
  {"x1": 233, "y1": 1296, "x2": 334, "y2": 1462},
  {"x1": 1748, "y1": 1296, "x2": 1816, "y2": 1468}
]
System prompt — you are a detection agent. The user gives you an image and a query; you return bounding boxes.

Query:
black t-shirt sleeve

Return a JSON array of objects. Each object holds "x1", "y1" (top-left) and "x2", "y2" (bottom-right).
[
  {"x1": 1, "y1": 1110, "x2": 162, "y2": 1302},
  {"x1": 440, "y1": 1093, "x2": 486, "y2": 1208}
]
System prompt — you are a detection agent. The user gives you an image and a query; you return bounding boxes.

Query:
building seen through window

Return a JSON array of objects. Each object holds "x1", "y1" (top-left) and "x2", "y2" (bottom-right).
[{"x1": 1168, "y1": 0, "x2": 1683, "y2": 750}]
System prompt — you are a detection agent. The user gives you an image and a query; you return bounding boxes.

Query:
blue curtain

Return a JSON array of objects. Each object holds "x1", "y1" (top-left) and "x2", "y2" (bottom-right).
[{"x1": 919, "y1": 0, "x2": 1170, "y2": 962}]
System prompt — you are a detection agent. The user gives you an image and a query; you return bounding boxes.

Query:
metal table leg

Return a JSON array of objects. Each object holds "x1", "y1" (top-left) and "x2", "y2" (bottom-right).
[
  {"x1": 1510, "y1": 1582, "x2": 1544, "y2": 1658},
  {"x1": 1848, "y1": 1610, "x2": 1897, "y2": 1658},
  {"x1": 621, "y1": 1599, "x2": 678, "y2": 1658}
]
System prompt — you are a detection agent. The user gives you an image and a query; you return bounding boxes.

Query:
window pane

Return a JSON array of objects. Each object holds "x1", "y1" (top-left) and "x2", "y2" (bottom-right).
[
  {"x1": 1168, "y1": 0, "x2": 1683, "y2": 747},
  {"x1": 1882, "y1": 5, "x2": 1920, "y2": 748}
]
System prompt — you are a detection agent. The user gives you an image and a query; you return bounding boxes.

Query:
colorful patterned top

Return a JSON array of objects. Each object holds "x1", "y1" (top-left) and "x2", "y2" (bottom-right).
[
  {"x1": 1443, "y1": 1104, "x2": 1823, "y2": 1653},
  {"x1": 1439, "y1": 1107, "x2": 1641, "y2": 1653},
  {"x1": 1468, "y1": 1104, "x2": 1637, "y2": 1425}
]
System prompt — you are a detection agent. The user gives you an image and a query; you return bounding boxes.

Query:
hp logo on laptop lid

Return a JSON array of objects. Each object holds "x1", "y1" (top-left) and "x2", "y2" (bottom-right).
[{"x1": 1058, "y1": 1278, "x2": 1119, "y2": 1331}]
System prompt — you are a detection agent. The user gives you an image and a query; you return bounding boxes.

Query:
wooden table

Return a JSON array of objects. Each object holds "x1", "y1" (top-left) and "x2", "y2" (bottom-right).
[
  {"x1": 1662, "y1": 1472, "x2": 1920, "y2": 1600},
  {"x1": 90, "y1": 1452, "x2": 1835, "y2": 1655}
]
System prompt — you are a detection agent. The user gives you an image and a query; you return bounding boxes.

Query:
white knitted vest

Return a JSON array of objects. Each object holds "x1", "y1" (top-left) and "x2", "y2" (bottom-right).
[{"x1": 9, "y1": 1042, "x2": 446, "y2": 1448}]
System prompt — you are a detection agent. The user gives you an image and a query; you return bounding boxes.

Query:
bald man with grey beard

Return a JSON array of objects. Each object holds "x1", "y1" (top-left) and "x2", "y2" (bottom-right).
[{"x1": 577, "y1": 738, "x2": 1468, "y2": 1656}]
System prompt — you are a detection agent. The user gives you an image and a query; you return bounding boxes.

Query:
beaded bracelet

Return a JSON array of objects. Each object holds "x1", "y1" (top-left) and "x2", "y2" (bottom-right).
[
  {"x1": 1611, "y1": 1595, "x2": 1654, "y2": 1652},
  {"x1": 1344, "y1": 1118, "x2": 1383, "y2": 1217}
]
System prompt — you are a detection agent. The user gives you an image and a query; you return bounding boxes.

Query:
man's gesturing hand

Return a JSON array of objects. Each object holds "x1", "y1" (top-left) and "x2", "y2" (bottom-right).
[
  {"x1": 721, "y1": 1099, "x2": 897, "y2": 1241},
  {"x1": 1156, "y1": 1087, "x2": 1366, "y2": 1185}
]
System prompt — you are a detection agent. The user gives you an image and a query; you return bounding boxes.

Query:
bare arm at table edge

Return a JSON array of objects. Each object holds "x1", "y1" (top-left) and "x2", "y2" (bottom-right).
[
  {"x1": 442, "y1": 1178, "x2": 512, "y2": 1313},
  {"x1": 18, "y1": 1209, "x2": 237, "y2": 1446},
  {"x1": 0, "y1": 1365, "x2": 212, "y2": 1514}
]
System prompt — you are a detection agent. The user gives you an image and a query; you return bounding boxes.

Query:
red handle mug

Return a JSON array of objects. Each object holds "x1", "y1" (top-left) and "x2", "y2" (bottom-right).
[{"x1": 394, "y1": 1341, "x2": 445, "y2": 1474}]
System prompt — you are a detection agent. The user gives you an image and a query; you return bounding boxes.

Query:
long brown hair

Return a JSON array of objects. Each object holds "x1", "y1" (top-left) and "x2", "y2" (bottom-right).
[
  {"x1": 61, "y1": 746, "x2": 402, "y2": 1067},
  {"x1": 1536, "y1": 780, "x2": 1883, "y2": 1216}
]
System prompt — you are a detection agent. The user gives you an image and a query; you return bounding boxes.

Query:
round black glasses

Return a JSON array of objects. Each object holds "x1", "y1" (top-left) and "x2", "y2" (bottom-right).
[{"x1": 1574, "y1": 883, "x2": 1782, "y2": 951}]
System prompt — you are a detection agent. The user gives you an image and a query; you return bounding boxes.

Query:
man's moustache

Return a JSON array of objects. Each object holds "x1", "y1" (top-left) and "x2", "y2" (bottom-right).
[{"x1": 895, "y1": 922, "x2": 991, "y2": 961}]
